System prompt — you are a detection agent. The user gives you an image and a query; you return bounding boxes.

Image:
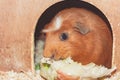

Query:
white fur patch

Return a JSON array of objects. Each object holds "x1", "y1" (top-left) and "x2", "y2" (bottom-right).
[
  {"x1": 54, "y1": 16, "x2": 62, "y2": 30},
  {"x1": 42, "y1": 16, "x2": 62, "y2": 32}
]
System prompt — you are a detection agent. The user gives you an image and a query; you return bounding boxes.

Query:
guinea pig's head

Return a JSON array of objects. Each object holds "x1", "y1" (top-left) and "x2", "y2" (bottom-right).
[
  {"x1": 42, "y1": 9, "x2": 90, "y2": 60},
  {"x1": 42, "y1": 8, "x2": 112, "y2": 68}
]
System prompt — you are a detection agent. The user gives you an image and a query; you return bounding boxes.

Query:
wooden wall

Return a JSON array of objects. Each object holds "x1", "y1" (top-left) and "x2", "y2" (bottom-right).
[{"x1": 0, "y1": 0, "x2": 120, "y2": 72}]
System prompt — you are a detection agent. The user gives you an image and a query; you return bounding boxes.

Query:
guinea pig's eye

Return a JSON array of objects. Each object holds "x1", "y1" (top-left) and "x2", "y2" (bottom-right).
[{"x1": 59, "y1": 32, "x2": 68, "y2": 41}]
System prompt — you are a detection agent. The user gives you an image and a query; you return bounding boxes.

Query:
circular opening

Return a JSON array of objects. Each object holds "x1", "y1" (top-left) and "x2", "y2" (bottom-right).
[{"x1": 34, "y1": 0, "x2": 113, "y2": 70}]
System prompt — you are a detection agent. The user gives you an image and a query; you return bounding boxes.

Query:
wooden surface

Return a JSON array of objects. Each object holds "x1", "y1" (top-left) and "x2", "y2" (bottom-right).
[{"x1": 0, "y1": 0, "x2": 120, "y2": 72}]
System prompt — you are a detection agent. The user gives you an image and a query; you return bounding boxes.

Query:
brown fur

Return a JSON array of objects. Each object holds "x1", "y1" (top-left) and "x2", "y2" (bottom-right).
[{"x1": 43, "y1": 8, "x2": 112, "y2": 68}]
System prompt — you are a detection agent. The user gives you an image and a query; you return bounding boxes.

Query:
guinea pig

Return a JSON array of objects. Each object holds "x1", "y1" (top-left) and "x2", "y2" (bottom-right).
[{"x1": 42, "y1": 8, "x2": 112, "y2": 68}]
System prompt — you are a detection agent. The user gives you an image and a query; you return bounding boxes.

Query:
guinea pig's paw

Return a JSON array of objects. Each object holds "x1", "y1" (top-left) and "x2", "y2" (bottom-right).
[{"x1": 56, "y1": 70, "x2": 80, "y2": 80}]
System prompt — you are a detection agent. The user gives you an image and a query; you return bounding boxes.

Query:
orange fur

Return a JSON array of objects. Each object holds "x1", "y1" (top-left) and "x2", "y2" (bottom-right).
[{"x1": 43, "y1": 8, "x2": 112, "y2": 68}]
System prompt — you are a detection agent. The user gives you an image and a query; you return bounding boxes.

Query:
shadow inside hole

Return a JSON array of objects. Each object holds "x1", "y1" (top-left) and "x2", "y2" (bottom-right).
[{"x1": 34, "y1": 0, "x2": 113, "y2": 67}]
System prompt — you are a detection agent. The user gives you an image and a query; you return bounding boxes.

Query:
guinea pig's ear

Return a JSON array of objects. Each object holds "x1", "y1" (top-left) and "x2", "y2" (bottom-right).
[{"x1": 74, "y1": 22, "x2": 90, "y2": 35}]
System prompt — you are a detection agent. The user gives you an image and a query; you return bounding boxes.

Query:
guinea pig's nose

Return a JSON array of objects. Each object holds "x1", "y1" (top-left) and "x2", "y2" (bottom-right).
[
  {"x1": 43, "y1": 51, "x2": 53, "y2": 58},
  {"x1": 43, "y1": 51, "x2": 55, "y2": 59},
  {"x1": 50, "y1": 54, "x2": 55, "y2": 59},
  {"x1": 50, "y1": 51, "x2": 61, "y2": 60},
  {"x1": 44, "y1": 49, "x2": 60, "y2": 60},
  {"x1": 51, "y1": 52, "x2": 59, "y2": 60}
]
